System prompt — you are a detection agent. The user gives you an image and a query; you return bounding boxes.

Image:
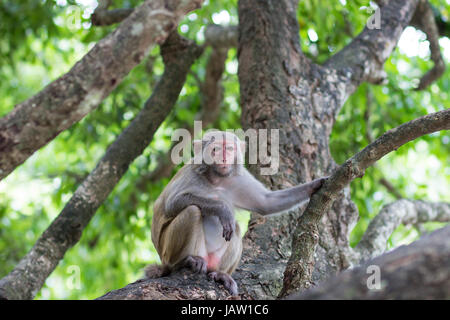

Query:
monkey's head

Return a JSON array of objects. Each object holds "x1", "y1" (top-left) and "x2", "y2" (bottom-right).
[{"x1": 193, "y1": 131, "x2": 245, "y2": 177}]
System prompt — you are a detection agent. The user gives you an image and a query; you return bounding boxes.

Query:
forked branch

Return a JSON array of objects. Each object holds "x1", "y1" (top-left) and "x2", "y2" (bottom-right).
[{"x1": 280, "y1": 108, "x2": 450, "y2": 297}]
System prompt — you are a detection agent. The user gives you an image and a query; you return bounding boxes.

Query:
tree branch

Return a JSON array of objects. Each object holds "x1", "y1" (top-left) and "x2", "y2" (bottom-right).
[
  {"x1": 136, "y1": 45, "x2": 228, "y2": 186},
  {"x1": 91, "y1": 0, "x2": 134, "y2": 26},
  {"x1": 91, "y1": 0, "x2": 239, "y2": 49},
  {"x1": 0, "y1": 33, "x2": 203, "y2": 300},
  {"x1": 410, "y1": 0, "x2": 446, "y2": 90},
  {"x1": 279, "y1": 108, "x2": 450, "y2": 297},
  {"x1": 204, "y1": 24, "x2": 238, "y2": 48},
  {"x1": 200, "y1": 47, "x2": 228, "y2": 123},
  {"x1": 97, "y1": 269, "x2": 234, "y2": 300},
  {"x1": 355, "y1": 200, "x2": 450, "y2": 262},
  {"x1": 0, "y1": 0, "x2": 204, "y2": 182},
  {"x1": 96, "y1": 219, "x2": 450, "y2": 300},
  {"x1": 379, "y1": 177, "x2": 403, "y2": 199},
  {"x1": 288, "y1": 224, "x2": 450, "y2": 299},
  {"x1": 435, "y1": 8, "x2": 450, "y2": 38},
  {"x1": 323, "y1": 0, "x2": 420, "y2": 111},
  {"x1": 364, "y1": 89, "x2": 404, "y2": 199}
]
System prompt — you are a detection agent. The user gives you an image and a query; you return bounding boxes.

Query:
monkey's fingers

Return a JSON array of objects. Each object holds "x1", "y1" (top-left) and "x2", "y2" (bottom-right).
[
  {"x1": 310, "y1": 176, "x2": 328, "y2": 193},
  {"x1": 219, "y1": 217, "x2": 235, "y2": 241},
  {"x1": 222, "y1": 222, "x2": 234, "y2": 241}
]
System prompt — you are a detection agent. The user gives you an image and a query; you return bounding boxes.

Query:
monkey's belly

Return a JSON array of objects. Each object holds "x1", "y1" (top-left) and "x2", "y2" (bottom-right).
[{"x1": 202, "y1": 216, "x2": 227, "y2": 269}]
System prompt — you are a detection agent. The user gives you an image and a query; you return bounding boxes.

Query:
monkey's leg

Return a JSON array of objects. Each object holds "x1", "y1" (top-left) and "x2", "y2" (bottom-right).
[
  {"x1": 206, "y1": 223, "x2": 241, "y2": 295},
  {"x1": 217, "y1": 223, "x2": 242, "y2": 274},
  {"x1": 160, "y1": 205, "x2": 208, "y2": 273}
]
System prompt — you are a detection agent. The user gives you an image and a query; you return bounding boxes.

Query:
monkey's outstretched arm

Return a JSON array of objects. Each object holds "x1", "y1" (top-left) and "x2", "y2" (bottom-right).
[
  {"x1": 165, "y1": 193, "x2": 235, "y2": 241},
  {"x1": 231, "y1": 172, "x2": 326, "y2": 215}
]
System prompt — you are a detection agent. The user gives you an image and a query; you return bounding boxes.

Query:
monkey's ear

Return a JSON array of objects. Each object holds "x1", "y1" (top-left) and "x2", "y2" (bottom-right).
[{"x1": 193, "y1": 140, "x2": 203, "y2": 155}]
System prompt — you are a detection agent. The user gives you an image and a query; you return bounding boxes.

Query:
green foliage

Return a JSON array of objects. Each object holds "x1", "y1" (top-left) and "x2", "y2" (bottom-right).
[
  {"x1": 330, "y1": 46, "x2": 450, "y2": 247},
  {"x1": 0, "y1": 0, "x2": 448, "y2": 299}
]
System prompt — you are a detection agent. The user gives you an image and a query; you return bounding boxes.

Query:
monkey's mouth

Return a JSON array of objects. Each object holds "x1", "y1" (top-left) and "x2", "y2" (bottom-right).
[
  {"x1": 216, "y1": 163, "x2": 235, "y2": 170},
  {"x1": 214, "y1": 164, "x2": 233, "y2": 176},
  {"x1": 217, "y1": 163, "x2": 230, "y2": 167}
]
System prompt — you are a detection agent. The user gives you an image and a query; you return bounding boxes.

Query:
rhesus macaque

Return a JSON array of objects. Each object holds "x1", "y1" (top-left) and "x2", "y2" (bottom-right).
[{"x1": 150, "y1": 131, "x2": 326, "y2": 295}]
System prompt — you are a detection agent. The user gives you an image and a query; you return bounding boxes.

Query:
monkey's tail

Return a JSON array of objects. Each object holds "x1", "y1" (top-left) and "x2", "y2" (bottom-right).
[{"x1": 144, "y1": 264, "x2": 171, "y2": 279}]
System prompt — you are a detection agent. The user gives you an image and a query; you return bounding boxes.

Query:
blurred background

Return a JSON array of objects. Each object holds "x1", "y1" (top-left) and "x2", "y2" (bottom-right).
[{"x1": 0, "y1": 0, "x2": 449, "y2": 299}]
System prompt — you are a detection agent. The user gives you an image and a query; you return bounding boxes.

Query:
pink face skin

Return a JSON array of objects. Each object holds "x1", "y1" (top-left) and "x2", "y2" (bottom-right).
[{"x1": 206, "y1": 140, "x2": 237, "y2": 176}]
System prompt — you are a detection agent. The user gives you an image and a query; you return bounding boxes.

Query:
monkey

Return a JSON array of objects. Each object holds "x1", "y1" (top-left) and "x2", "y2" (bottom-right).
[{"x1": 149, "y1": 131, "x2": 326, "y2": 295}]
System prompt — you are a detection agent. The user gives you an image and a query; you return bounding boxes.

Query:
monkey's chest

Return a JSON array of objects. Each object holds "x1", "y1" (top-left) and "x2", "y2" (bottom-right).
[{"x1": 202, "y1": 216, "x2": 227, "y2": 253}]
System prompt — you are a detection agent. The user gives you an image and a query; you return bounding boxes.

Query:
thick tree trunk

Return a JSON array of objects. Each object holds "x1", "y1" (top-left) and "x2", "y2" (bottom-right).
[{"x1": 236, "y1": 0, "x2": 358, "y2": 298}]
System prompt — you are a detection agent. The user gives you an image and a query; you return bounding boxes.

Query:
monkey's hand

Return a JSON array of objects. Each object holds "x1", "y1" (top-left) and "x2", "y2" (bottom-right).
[
  {"x1": 217, "y1": 205, "x2": 235, "y2": 241},
  {"x1": 308, "y1": 176, "x2": 328, "y2": 195},
  {"x1": 170, "y1": 193, "x2": 235, "y2": 240}
]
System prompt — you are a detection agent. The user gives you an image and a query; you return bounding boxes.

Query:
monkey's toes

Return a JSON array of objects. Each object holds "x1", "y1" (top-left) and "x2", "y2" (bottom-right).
[{"x1": 208, "y1": 271, "x2": 238, "y2": 296}]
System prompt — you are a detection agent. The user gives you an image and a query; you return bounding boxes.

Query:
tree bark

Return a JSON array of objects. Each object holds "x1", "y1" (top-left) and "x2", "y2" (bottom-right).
[
  {"x1": 204, "y1": 24, "x2": 238, "y2": 48},
  {"x1": 0, "y1": 0, "x2": 203, "y2": 181},
  {"x1": 0, "y1": 33, "x2": 203, "y2": 300},
  {"x1": 97, "y1": 270, "x2": 234, "y2": 300},
  {"x1": 91, "y1": 0, "x2": 134, "y2": 26}
]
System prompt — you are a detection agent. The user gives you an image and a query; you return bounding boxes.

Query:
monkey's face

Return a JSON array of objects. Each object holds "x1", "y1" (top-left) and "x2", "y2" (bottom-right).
[{"x1": 204, "y1": 139, "x2": 238, "y2": 176}]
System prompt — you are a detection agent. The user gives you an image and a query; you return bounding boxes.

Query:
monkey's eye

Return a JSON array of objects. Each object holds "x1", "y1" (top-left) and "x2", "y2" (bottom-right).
[
  {"x1": 226, "y1": 146, "x2": 234, "y2": 152},
  {"x1": 212, "y1": 147, "x2": 221, "y2": 153}
]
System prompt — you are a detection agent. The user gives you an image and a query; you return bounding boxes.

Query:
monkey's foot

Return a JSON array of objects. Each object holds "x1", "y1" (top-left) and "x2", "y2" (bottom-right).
[
  {"x1": 208, "y1": 271, "x2": 238, "y2": 296},
  {"x1": 183, "y1": 255, "x2": 207, "y2": 274}
]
